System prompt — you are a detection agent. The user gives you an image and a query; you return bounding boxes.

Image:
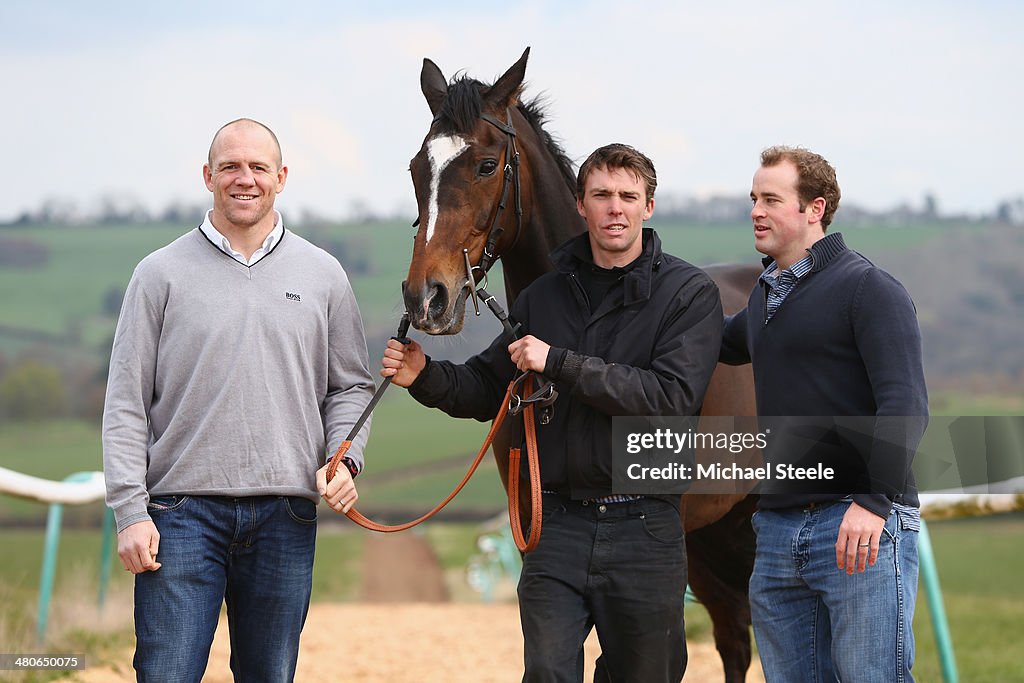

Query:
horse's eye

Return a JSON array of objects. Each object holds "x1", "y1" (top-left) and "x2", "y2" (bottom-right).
[{"x1": 478, "y1": 159, "x2": 499, "y2": 177}]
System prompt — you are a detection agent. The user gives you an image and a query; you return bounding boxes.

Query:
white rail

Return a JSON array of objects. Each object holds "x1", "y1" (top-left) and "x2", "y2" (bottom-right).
[
  {"x1": 920, "y1": 476, "x2": 1024, "y2": 516},
  {"x1": 0, "y1": 467, "x2": 105, "y2": 505}
]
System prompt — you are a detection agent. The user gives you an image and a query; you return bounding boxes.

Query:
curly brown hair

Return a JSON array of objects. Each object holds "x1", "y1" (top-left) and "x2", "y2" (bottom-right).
[{"x1": 760, "y1": 146, "x2": 841, "y2": 230}]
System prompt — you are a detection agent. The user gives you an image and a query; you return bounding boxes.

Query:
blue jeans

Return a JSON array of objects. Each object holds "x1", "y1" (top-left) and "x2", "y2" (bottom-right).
[
  {"x1": 750, "y1": 502, "x2": 919, "y2": 683},
  {"x1": 134, "y1": 495, "x2": 317, "y2": 683},
  {"x1": 517, "y1": 493, "x2": 687, "y2": 683}
]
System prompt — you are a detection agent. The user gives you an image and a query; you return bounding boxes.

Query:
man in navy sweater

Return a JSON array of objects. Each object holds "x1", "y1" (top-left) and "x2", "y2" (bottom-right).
[{"x1": 721, "y1": 146, "x2": 928, "y2": 682}]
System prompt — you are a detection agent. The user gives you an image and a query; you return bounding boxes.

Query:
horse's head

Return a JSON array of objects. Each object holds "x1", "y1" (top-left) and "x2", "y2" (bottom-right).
[{"x1": 404, "y1": 48, "x2": 533, "y2": 335}]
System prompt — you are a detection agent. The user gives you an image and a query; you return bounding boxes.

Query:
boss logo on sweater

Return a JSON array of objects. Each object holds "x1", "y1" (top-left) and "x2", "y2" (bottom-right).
[{"x1": 285, "y1": 292, "x2": 301, "y2": 302}]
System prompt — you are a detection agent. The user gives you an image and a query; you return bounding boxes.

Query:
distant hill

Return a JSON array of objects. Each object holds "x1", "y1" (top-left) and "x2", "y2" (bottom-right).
[{"x1": 871, "y1": 222, "x2": 1024, "y2": 382}]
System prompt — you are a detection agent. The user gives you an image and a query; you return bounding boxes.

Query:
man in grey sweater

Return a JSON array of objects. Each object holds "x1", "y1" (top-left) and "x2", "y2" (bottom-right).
[{"x1": 102, "y1": 118, "x2": 375, "y2": 682}]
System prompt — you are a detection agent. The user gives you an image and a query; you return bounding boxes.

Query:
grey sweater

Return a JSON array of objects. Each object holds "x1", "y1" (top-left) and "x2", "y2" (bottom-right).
[{"x1": 102, "y1": 228, "x2": 375, "y2": 532}]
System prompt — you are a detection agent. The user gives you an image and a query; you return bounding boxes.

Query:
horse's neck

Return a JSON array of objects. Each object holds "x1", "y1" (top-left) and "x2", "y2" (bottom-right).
[{"x1": 502, "y1": 139, "x2": 584, "y2": 303}]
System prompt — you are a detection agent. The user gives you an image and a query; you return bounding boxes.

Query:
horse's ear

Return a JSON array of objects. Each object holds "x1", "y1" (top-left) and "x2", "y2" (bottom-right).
[
  {"x1": 485, "y1": 47, "x2": 530, "y2": 109},
  {"x1": 421, "y1": 58, "x2": 448, "y2": 116}
]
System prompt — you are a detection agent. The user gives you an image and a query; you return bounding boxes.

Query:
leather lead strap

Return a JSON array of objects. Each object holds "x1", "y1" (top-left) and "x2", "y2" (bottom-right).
[
  {"x1": 325, "y1": 374, "x2": 543, "y2": 552},
  {"x1": 507, "y1": 375, "x2": 543, "y2": 552}
]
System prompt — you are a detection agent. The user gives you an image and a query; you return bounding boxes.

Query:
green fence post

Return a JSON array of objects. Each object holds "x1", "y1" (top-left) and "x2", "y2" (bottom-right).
[
  {"x1": 919, "y1": 519, "x2": 958, "y2": 683},
  {"x1": 99, "y1": 506, "x2": 115, "y2": 609},
  {"x1": 496, "y1": 526, "x2": 522, "y2": 580},
  {"x1": 34, "y1": 472, "x2": 100, "y2": 643},
  {"x1": 36, "y1": 500, "x2": 64, "y2": 644}
]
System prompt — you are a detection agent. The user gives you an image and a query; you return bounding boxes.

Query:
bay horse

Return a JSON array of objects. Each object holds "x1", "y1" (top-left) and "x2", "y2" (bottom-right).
[{"x1": 403, "y1": 48, "x2": 761, "y2": 682}]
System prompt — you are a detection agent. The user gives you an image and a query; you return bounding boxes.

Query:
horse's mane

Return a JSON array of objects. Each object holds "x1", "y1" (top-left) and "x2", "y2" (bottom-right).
[{"x1": 438, "y1": 75, "x2": 577, "y2": 196}]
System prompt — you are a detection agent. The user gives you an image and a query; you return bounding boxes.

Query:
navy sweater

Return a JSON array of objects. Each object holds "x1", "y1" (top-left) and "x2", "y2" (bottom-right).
[{"x1": 721, "y1": 232, "x2": 928, "y2": 519}]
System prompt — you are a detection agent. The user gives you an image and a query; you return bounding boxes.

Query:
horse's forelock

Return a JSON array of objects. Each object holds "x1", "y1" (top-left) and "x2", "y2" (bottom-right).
[
  {"x1": 433, "y1": 75, "x2": 576, "y2": 194},
  {"x1": 436, "y1": 75, "x2": 484, "y2": 136}
]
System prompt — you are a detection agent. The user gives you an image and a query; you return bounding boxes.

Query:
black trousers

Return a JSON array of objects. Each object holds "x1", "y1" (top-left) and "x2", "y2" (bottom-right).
[{"x1": 518, "y1": 493, "x2": 688, "y2": 683}]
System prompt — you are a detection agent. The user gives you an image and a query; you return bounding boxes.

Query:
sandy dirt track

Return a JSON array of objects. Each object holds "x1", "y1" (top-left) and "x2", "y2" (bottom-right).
[
  {"x1": 62, "y1": 534, "x2": 763, "y2": 682},
  {"x1": 66, "y1": 603, "x2": 761, "y2": 682}
]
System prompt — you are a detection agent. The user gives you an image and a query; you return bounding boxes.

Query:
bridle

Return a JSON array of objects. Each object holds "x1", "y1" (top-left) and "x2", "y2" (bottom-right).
[
  {"x1": 472, "y1": 108, "x2": 524, "y2": 278},
  {"x1": 412, "y1": 107, "x2": 524, "y2": 318},
  {"x1": 416, "y1": 106, "x2": 556, "y2": 413}
]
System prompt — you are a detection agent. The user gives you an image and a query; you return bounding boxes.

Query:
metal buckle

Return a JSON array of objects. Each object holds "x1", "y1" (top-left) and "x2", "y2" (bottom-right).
[{"x1": 462, "y1": 249, "x2": 480, "y2": 317}]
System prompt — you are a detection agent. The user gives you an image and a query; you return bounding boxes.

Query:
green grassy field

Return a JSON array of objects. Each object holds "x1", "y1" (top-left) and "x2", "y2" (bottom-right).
[
  {"x1": 0, "y1": 220, "x2": 429, "y2": 345},
  {"x1": 0, "y1": 529, "x2": 136, "y2": 683},
  {"x1": 0, "y1": 225, "x2": 188, "y2": 342},
  {"x1": 0, "y1": 403, "x2": 498, "y2": 525},
  {"x1": 912, "y1": 512, "x2": 1024, "y2": 681},
  {"x1": 650, "y1": 220, "x2": 958, "y2": 267},
  {"x1": 0, "y1": 421, "x2": 109, "y2": 525},
  {"x1": 929, "y1": 391, "x2": 1024, "y2": 416},
  {"x1": 0, "y1": 219, "x2": 963, "y2": 348}
]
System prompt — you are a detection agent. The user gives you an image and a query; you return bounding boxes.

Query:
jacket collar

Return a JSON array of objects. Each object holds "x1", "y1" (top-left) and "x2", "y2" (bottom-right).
[
  {"x1": 551, "y1": 228, "x2": 663, "y2": 306},
  {"x1": 760, "y1": 231, "x2": 848, "y2": 274}
]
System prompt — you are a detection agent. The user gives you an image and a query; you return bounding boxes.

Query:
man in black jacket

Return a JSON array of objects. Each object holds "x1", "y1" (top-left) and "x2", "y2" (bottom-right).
[
  {"x1": 383, "y1": 144, "x2": 722, "y2": 682},
  {"x1": 721, "y1": 146, "x2": 928, "y2": 682}
]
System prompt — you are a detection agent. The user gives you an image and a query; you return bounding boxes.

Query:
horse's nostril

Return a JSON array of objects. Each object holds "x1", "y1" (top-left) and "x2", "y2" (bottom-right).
[{"x1": 426, "y1": 280, "x2": 449, "y2": 320}]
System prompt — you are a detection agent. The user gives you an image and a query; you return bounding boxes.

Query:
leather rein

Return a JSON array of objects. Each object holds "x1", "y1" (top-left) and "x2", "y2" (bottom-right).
[{"x1": 325, "y1": 108, "x2": 551, "y2": 553}]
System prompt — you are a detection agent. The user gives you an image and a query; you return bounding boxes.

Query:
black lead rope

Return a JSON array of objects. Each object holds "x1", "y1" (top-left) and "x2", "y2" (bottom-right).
[
  {"x1": 474, "y1": 284, "x2": 558, "y2": 422},
  {"x1": 343, "y1": 313, "x2": 412, "y2": 445},
  {"x1": 474, "y1": 284, "x2": 520, "y2": 340}
]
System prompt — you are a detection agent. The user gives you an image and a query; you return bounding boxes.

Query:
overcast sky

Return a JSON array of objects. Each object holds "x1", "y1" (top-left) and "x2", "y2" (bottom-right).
[{"x1": 2, "y1": 1, "x2": 1021, "y2": 223}]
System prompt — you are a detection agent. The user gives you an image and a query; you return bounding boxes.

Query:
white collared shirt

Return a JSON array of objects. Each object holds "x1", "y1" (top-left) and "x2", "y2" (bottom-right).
[{"x1": 200, "y1": 210, "x2": 284, "y2": 266}]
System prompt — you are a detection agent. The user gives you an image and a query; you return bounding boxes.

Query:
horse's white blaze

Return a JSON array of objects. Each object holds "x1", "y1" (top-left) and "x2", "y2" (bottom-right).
[{"x1": 425, "y1": 134, "x2": 468, "y2": 244}]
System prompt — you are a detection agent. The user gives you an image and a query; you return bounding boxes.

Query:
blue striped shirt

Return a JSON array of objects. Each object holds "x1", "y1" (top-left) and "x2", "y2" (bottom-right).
[{"x1": 760, "y1": 253, "x2": 814, "y2": 321}]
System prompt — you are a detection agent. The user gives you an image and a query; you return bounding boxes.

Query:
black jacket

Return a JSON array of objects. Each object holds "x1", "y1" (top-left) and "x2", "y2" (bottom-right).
[{"x1": 409, "y1": 229, "x2": 723, "y2": 503}]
